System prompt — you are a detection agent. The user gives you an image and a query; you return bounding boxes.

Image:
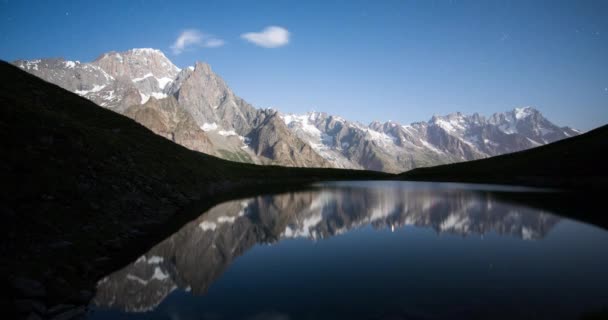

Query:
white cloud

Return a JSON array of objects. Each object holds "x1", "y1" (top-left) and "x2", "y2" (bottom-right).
[
  {"x1": 171, "y1": 29, "x2": 224, "y2": 54},
  {"x1": 204, "y1": 38, "x2": 225, "y2": 48},
  {"x1": 171, "y1": 29, "x2": 202, "y2": 54},
  {"x1": 241, "y1": 26, "x2": 290, "y2": 48}
]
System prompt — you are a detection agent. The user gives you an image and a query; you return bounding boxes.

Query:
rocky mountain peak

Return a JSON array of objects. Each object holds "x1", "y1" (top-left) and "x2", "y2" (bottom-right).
[
  {"x1": 93, "y1": 48, "x2": 179, "y2": 81},
  {"x1": 129, "y1": 48, "x2": 166, "y2": 56},
  {"x1": 249, "y1": 112, "x2": 331, "y2": 167},
  {"x1": 13, "y1": 48, "x2": 581, "y2": 172},
  {"x1": 428, "y1": 112, "x2": 471, "y2": 135},
  {"x1": 192, "y1": 61, "x2": 213, "y2": 75},
  {"x1": 368, "y1": 120, "x2": 383, "y2": 127},
  {"x1": 469, "y1": 112, "x2": 484, "y2": 124},
  {"x1": 489, "y1": 106, "x2": 540, "y2": 124},
  {"x1": 171, "y1": 60, "x2": 237, "y2": 128},
  {"x1": 512, "y1": 106, "x2": 538, "y2": 119}
]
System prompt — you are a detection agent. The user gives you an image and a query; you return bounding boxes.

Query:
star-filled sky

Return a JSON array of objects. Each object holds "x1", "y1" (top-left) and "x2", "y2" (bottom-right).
[{"x1": 1, "y1": 0, "x2": 607, "y2": 130}]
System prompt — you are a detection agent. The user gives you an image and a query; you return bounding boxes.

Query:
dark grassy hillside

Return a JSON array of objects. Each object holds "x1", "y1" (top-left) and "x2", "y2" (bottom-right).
[
  {"x1": 399, "y1": 124, "x2": 608, "y2": 190},
  {"x1": 0, "y1": 61, "x2": 391, "y2": 317}
]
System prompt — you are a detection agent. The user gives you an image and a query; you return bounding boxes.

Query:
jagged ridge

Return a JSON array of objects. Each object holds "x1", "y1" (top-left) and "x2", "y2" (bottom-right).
[{"x1": 14, "y1": 49, "x2": 580, "y2": 172}]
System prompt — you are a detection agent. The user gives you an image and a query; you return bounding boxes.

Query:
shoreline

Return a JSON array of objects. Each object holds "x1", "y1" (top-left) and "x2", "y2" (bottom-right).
[
  {"x1": 3, "y1": 176, "x2": 386, "y2": 320},
  {"x1": 5, "y1": 177, "x2": 607, "y2": 320}
]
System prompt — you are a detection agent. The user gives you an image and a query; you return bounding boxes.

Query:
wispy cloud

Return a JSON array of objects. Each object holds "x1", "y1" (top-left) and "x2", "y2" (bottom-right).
[
  {"x1": 171, "y1": 29, "x2": 224, "y2": 54},
  {"x1": 241, "y1": 26, "x2": 290, "y2": 48},
  {"x1": 204, "y1": 38, "x2": 225, "y2": 48}
]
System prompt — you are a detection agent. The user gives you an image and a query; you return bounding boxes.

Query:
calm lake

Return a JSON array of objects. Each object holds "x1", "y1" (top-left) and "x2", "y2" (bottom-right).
[{"x1": 87, "y1": 181, "x2": 608, "y2": 319}]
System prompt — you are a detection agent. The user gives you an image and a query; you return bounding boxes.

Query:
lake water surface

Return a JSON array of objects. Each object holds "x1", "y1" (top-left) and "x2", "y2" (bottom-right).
[{"x1": 88, "y1": 181, "x2": 608, "y2": 319}]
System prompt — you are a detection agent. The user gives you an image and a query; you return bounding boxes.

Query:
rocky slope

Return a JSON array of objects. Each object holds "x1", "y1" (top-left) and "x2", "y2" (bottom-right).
[
  {"x1": 14, "y1": 48, "x2": 179, "y2": 112},
  {"x1": 124, "y1": 96, "x2": 216, "y2": 155},
  {"x1": 14, "y1": 49, "x2": 580, "y2": 172}
]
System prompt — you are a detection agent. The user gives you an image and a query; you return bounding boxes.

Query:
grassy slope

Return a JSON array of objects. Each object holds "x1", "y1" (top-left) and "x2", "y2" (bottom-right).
[
  {"x1": 0, "y1": 61, "x2": 390, "y2": 312},
  {"x1": 399, "y1": 124, "x2": 608, "y2": 190}
]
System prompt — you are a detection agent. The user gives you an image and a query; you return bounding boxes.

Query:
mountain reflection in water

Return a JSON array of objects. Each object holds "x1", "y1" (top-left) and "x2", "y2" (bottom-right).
[{"x1": 92, "y1": 182, "x2": 563, "y2": 315}]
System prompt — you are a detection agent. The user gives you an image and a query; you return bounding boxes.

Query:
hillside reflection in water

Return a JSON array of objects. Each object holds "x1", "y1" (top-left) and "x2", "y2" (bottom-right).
[{"x1": 89, "y1": 181, "x2": 608, "y2": 320}]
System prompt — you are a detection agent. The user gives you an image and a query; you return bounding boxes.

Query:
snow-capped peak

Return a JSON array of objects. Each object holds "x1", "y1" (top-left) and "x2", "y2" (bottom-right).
[
  {"x1": 128, "y1": 48, "x2": 166, "y2": 56},
  {"x1": 94, "y1": 48, "x2": 180, "y2": 77},
  {"x1": 513, "y1": 106, "x2": 537, "y2": 119},
  {"x1": 429, "y1": 112, "x2": 469, "y2": 134}
]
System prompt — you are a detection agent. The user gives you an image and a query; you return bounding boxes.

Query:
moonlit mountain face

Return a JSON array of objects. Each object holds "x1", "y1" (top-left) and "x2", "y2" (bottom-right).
[
  {"x1": 14, "y1": 49, "x2": 580, "y2": 172},
  {"x1": 282, "y1": 108, "x2": 581, "y2": 172},
  {"x1": 92, "y1": 184, "x2": 560, "y2": 313},
  {"x1": 14, "y1": 48, "x2": 179, "y2": 112}
]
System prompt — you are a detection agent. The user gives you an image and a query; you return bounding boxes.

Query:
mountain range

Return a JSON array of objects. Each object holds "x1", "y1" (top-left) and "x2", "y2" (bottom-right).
[{"x1": 14, "y1": 48, "x2": 580, "y2": 172}]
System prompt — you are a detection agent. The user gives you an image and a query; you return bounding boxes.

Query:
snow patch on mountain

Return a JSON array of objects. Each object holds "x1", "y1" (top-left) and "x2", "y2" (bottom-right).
[
  {"x1": 151, "y1": 267, "x2": 169, "y2": 281},
  {"x1": 218, "y1": 130, "x2": 238, "y2": 136},
  {"x1": 147, "y1": 256, "x2": 164, "y2": 264},
  {"x1": 199, "y1": 221, "x2": 217, "y2": 231},
  {"x1": 63, "y1": 60, "x2": 78, "y2": 68},
  {"x1": 200, "y1": 123, "x2": 219, "y2": 132},
  {"x1": 18, "y1": 60, "x2": 41, "y2": 71},
  {"x1": 514, "y1": 107, "x2": 534, "y2": 119},
  {"x1": 434, "y1": 117, "x2": 464, "y2": 133},
  {"x1": 419, "y1": 139, "x2": 444, "y2": 154},
  {"x1": 75, "y1": 84, "x2": 106, "y2": 95},
  {"x1": 132, "y1": 73, "x2": 154, "y2": 82},
  {"x1": 156, "y1": 77, "x2": 173, "y2": 89}
]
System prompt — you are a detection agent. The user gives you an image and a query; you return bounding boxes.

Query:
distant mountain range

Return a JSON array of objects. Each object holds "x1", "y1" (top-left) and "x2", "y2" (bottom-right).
[
  {"x1": 401, "y1": 122, "x2": 608, "y2": 190},
  {"x1": 14, "y1": 48, "x2": 580, "y2": 172}
]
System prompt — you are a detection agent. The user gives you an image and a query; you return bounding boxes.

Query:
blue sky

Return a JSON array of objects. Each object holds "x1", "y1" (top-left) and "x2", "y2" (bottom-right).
[{"x1": 1, "y1": 0, "x2": 607, "y2": 130}]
